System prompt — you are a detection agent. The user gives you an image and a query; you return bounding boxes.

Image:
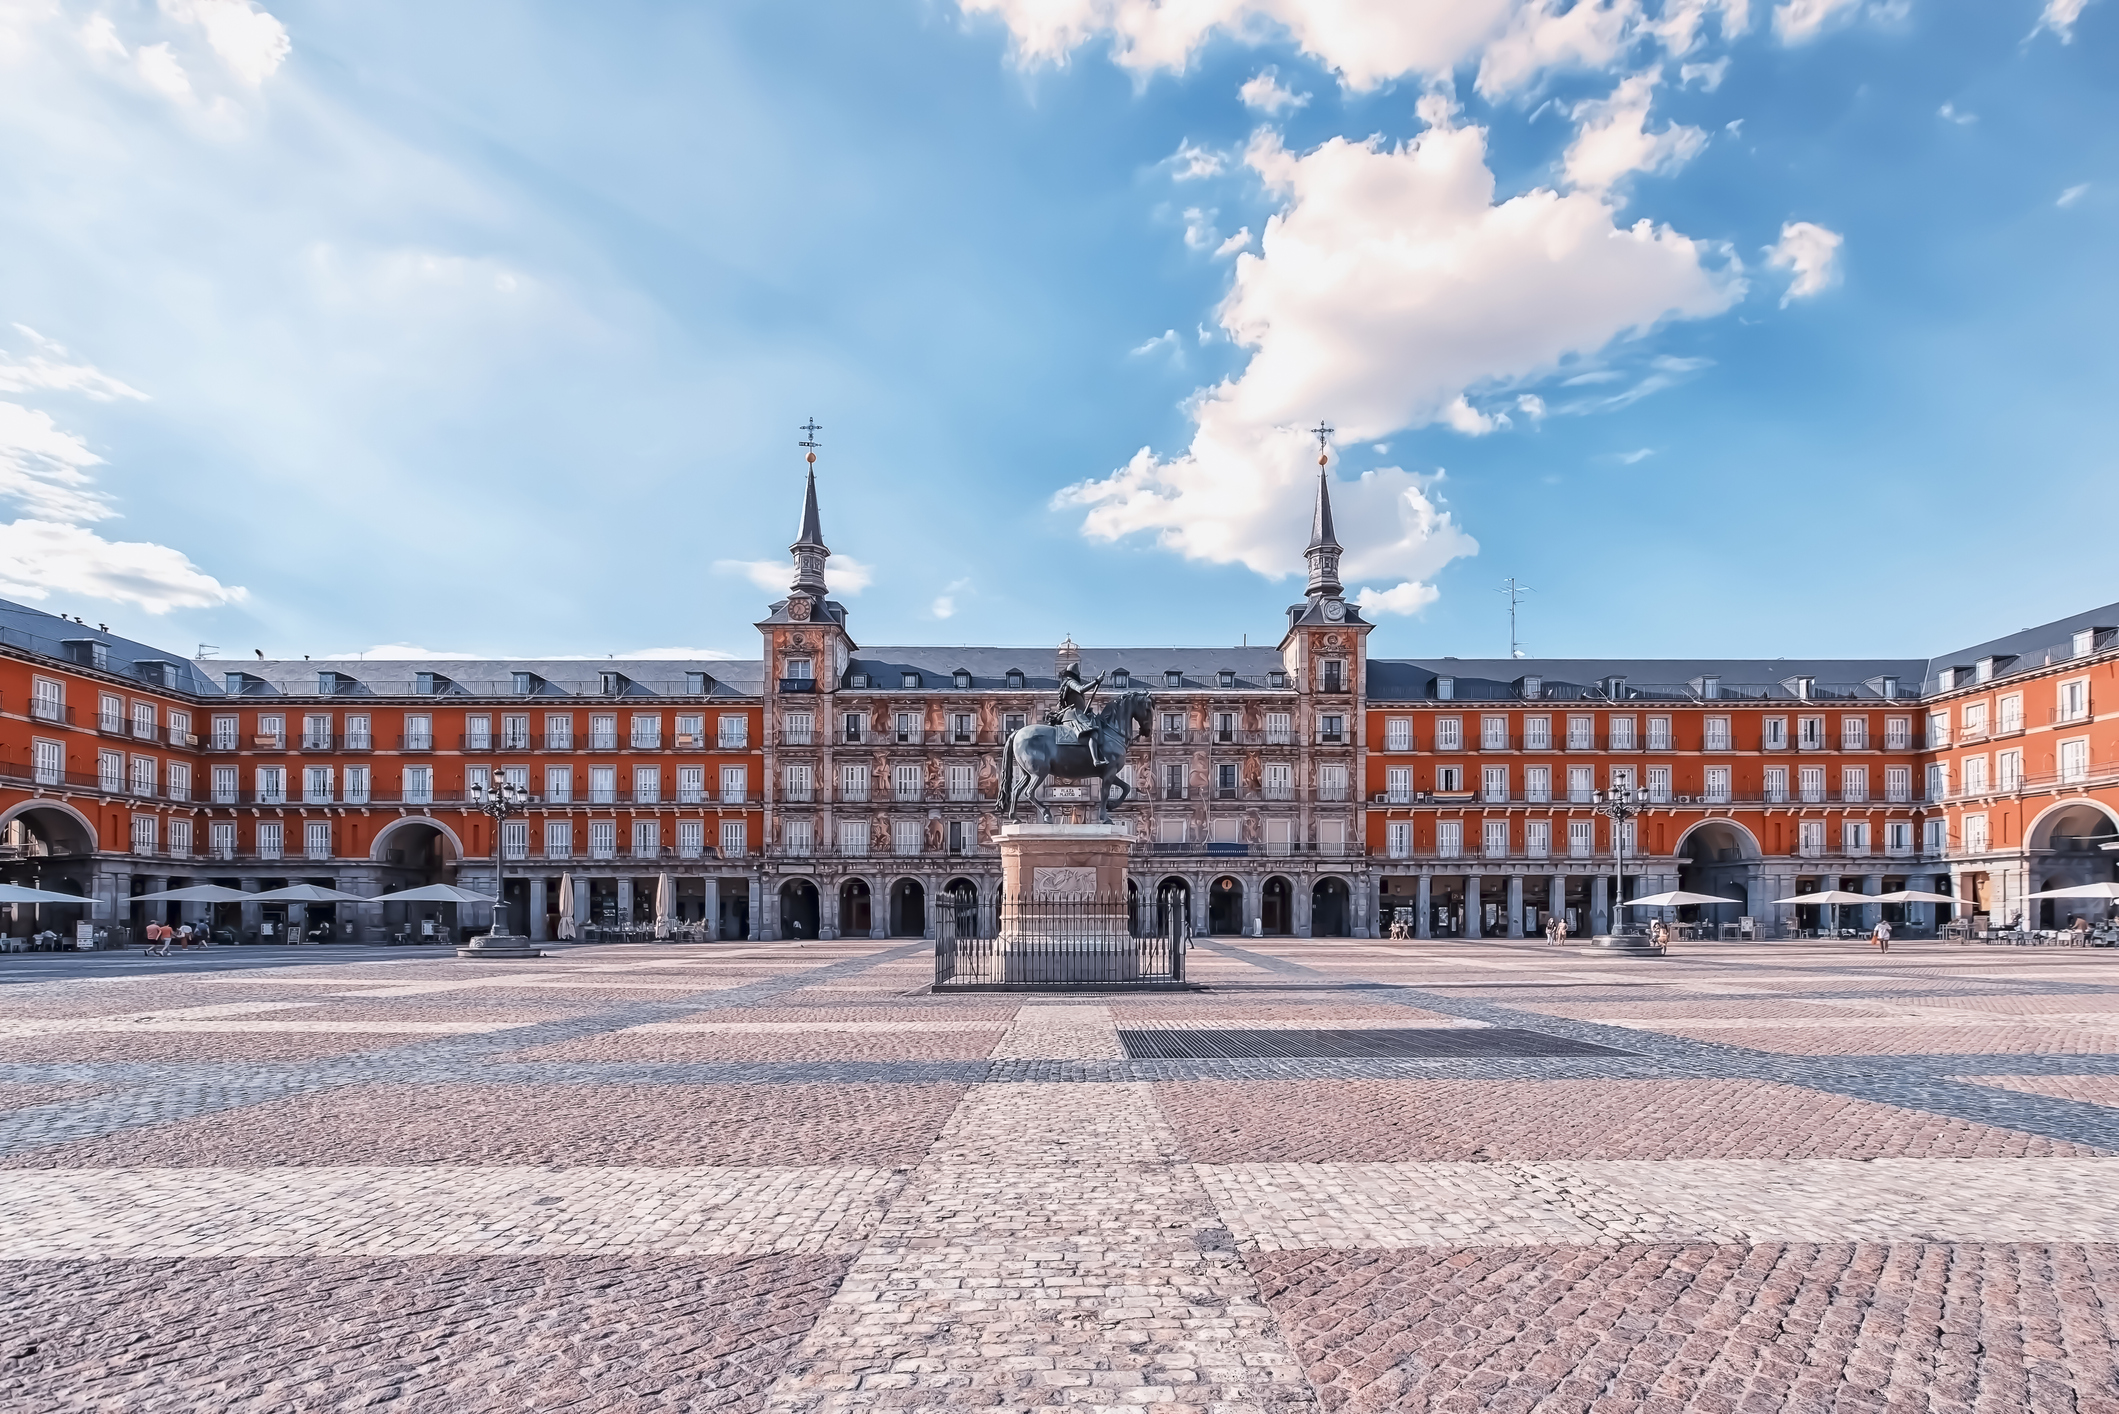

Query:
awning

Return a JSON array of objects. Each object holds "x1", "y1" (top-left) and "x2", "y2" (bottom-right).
[{"x1": 1621, "y1": 890, "x2": 1737, "y2": 908}]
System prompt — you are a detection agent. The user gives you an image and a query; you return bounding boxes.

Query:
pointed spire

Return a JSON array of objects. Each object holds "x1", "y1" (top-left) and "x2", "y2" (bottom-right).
[
  {"x1": 789, "y1": 422, "x2": 831, "y2": 598},
  {"x1": 1304, "y1": 427, "x2": 1344, "y2": 601}
]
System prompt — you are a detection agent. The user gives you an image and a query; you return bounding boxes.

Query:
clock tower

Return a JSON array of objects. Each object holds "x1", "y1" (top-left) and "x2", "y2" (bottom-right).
[{"x1": 1280, "y1": 432, "x2": 1371, "y2": 690}]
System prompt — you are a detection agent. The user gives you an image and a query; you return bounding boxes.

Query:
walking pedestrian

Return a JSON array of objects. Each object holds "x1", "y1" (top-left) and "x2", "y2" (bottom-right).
[
  {"x1": 1870, "y1": 918, "x2": 1892, "y2": 954},
  {"x1": 1554, "y1": 916, "x2": 1570, "y2": 947},
  {"x1": 143, "y1": 922, "x2": 170, "y2": 957}
]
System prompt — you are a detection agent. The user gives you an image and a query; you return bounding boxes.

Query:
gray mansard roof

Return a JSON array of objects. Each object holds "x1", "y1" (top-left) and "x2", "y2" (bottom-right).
[
  {"x1": 844, "y1": 646, "x2": 1294, "y2": 691},
  {"x1": 1367, "y1": 657, "x2": 1928, "y2": 704},
  {"x1": 1920, "y1": 600, "x2": 2119, "y2": 693},
  {"x1": 0, "y1": 598, "x2": 222, "y2": 695},
  {"x1": 213, "y1": 657, "x2": 766, "y2": 700}
]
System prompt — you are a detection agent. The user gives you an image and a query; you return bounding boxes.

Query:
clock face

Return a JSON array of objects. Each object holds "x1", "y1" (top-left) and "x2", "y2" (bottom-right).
[{"x1": 1322, "y1": 599, "x2": 1346, "y2": 622}]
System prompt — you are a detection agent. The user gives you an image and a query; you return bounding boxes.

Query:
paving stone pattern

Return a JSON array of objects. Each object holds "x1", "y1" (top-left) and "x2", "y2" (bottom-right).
[{"x1": 4, "y1": 936, "x2": 2119, "y2": 1410}]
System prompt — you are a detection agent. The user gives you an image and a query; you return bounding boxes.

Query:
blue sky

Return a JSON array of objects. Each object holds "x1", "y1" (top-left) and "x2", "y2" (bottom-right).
[{"x1": 0, "y1": 0, "x2": 2112, "y2": 664}]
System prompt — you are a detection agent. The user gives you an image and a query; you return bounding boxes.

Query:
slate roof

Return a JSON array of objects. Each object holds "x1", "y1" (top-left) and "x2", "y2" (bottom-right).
[
  {"x1": 1367, "y1": 657, "x2": 1927, "y2": 704},
  {"x1": 215, "y1": 657, "x2": 766, "y2": 700},
  {"x1": 844, "y1": 646, "x2": 1295, "y2": 692},
  {"x1": 0, "y1": 598, "x2": 222, "y2": 696},
  {"x1": 1920, "y1": 600, "x2": 2119, "y2": 693}
]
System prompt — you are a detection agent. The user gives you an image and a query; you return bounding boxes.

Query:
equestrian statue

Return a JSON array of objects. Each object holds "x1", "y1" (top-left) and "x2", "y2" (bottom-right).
[{"x1": 1000, "y1": 665, "x2": 1153, "y2": 823}]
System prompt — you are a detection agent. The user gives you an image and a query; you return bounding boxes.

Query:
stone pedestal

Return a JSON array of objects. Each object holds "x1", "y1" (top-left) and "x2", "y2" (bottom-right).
[
  {"x1": 1584, "y1": 933, "x2": 1666, "y2": 959},
  {"x1": 997, "y1": 823, "x2": 1133, "y2": 985},
  {"x1": 456, "y1": 931, "x2": 543, "y2": 960}
]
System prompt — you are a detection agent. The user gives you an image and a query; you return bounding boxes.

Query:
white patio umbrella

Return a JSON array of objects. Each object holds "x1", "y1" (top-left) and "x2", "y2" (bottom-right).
[
  {"x1": 2025, "y1": 882, "x2": 2119, "y2": 900},
  {"x1": 1871, "y1": 889, "x2": 1960, "y2": 904},
  {"x1": 249, "y1": 884, "x2": 374, "y2": 903},
  {"x1": 556, "y1": 873, "x2": 577, "y2": 940},
  {"x1": 0, "y1": 883, "x2": 94, "y2": 904},
  {"x1": 129, "y1": 884, "x2": 251, "y2": 903},
  {"x1": 377, "y1": 884, "x2": 498, "y2": 905},
  {"x1": 1621, "y1": 890, "x2": 1737, "y2": 908},
  {"x1": 653, "y1": 872, "x2": 674, "y2": 940},
  {"x1": 1772, "y1": 890, "x2": 1877, "y2": 906}
]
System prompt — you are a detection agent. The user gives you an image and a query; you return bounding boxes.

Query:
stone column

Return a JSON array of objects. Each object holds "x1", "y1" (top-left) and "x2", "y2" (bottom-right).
[
  {"x1": 1862, "y1": 873, "x2": 1881, "y2": 932},
  {"x1": 1352, "y1": 877, "x2": 1371, "y2": 939},
  {"x1": 1294, "y1": 875, "x2": 1313, "y2": 938},
  {"x1": 1548, "y1": 875, "x2": 1564, "y2": 933},
  {"x1": 1244, "y1": 874, "x2": 1263, "y2": 938},
  {"x1": 616, "y1": 877, "x2": 634, "y2": 927},
  {"x1": 528, "y1": 876, "x2": 548, "y2": 942},
  {"x1": 1506, "y1": 875, "x2": 1525, "y2": 938},
  {"x1": 240, "y1": 876, "x2": 261, "y2": 940},
  {"x1": 703, "y1": 877, "x2": 721, "y2": 940},
  {"x1": 1415, "y1": 873, "x2": 1431, "y2": 939},
  {"x1": 760, "y1": 876, "x2": 778, "y2": 940},
  {"x1": 746, "y1": 874, "x2": 762, "y2": 941},
  {"x1": 1462, "y1": 875, "x2": 1481, "y2": 939},
  {"x1": 821, "y1": 879, "x2": 839, "y2": 941},
  {"x1": 1591, "y1": 874, "x2": 1609, "y2": 936}
]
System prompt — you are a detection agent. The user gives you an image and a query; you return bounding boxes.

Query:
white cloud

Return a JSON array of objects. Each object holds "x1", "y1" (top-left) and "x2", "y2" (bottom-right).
[
  {"x1": 1612, "y1": 446, "x2": 1655, "y2": 463},
  {"x1": 1215, "y1": 227, "x2": 1253, "y2": 257},
  {"x1": 1679, "y1": 56, "x2": 1729, "y2": 89},
  {"x1": 1239, "y1": 66, "x2": 1308, "y2": 114},
  {"x1": 1356, "y1": 580, "x2": 1441, "y2": 616},
  {"x1": 1165, "y1": 138, "x2": 1224, "y2": 180},
  {"x1": 161, "y1": 0, "x2": 290, "y2": 87},
  {"x1": 957, "y1": 0, "x2": 1649, "y2": 98},
  {"x1": 1181, "y1": 206, "x2": 1217, "y2": 250},
  {"x1": 134, "y1": 42, "x2": 192, "y2": 102},
  {"x1": 1564, "y1": 72, "x2": 1707, "y2": 195},
  {"x1": 1772, "y1": 0, "x2": 1864, "y2": 43},
  {"x1": 931, "y1": 596, "x2": 957, "y2": 618},
  {"x1": 1938, "y1": 101, "x2": 1975, "y2": 125},
  {"x1": 1054, "y1": 101, "x2": 1739, "y2": 596},
  {"x1": 0, "y1": 325, "x2": 149, "y2": 401},
  {"x1": 0, "y1": 519, "x2": 246, "y2": 612},
  {"x1": 79, "y1": 13, "x2": 126, "y2": 59},
  {"x1": 1516, "y1": 393, "x2": 1546, "y2": 419},
  {"x1": 1653, "y1": 0, "x2": 1750, "y2": 55},
  {"x1": 1130, "y1": 328, "x2": 1181, "y2": 355},
  {"x1": 713, "y1": 555, "x2": 874, "y2": 595},
  {"x1": 0, "y1": 401, "x2": 118, "y2": 522},
  {"x1": 2034, "y1": 0, "x2": 2097, "y2": 42},
  {"x1": 2058, "y1": 182, "x2": 2089, "y2": 208},
  {"x1": 1764, "y1": 219, "x2": 1843, "y2": 304}
]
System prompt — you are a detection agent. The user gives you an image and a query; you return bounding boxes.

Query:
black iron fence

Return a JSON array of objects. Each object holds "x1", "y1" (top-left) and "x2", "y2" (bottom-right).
[{"x1": 935, "y1": 894, "x2": 1189, "y2": 988}]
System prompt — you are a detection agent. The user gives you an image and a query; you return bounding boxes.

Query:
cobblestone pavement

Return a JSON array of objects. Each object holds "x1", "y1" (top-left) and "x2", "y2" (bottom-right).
[{"x1": 4, "y1": 936, "x2": 2119, "y2": 1410}]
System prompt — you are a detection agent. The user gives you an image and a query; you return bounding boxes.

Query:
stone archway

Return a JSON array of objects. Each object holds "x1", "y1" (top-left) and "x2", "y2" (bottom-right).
[
  {"x1": 840, "y1": 878, "x2": 873, "y2": 937},
  {"x1": 1673, "y1": 820, "x2": 1760, "y2": 928},
  {"x1": 943, "y1": 877, "x2": 980, "y2": 937},
  {"x1": 2026, "y1": 802, "x2": 2119, "y2": 927},
  {"x1": 0, "y1": 802, "x2": 96, "y2": 936},
  {"x1": 1208, "y1": 875, "x2": 1244, "y2": 936},
  {"x1": 1261, "y1": 876, "x2": 1294, "y2": 936},
  {"x1": 1154, "y1": 876, "x2": 1191, "y2": 937},
  {"x1": 779, "y1": 879, "x2": 820, "y2": 939},
  {"x1": 889, "y1": 878, "x2": 927, "y2": 938},
  {"x1": 1312, "y1": 877, "x2": 1351, "y2": 938}
]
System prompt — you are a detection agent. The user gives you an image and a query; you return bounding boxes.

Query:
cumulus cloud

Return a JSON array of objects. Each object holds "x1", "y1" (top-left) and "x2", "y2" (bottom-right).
[
  {"x1": 2058, "y1": 182, "x2": 2089, "y2": 208},
  {"x1": 1765, "y1": 219, "x2": 1843, "y2": 304},
  {"x1": 1165, "y1": 138, "x2": 1224, "y2": 180},
  {"x1": 1357, "y1": 580, "x2": 1441, "y2": 616},
  {"x1": 957, "y1": 0, "x2": 1652, "y2": 97},
  {"x1": 161, "y1": 0, "x2": 291, "y2": 87},
  {"x1": 1653, "y1": 0, "x2": 1751, "y2": 54},
  {"x1": 1181, "y1": 206, "x2": 1218, "y2": 250},
  {"x1": 1053, "y1": 98, "x2": 1741, "y2": 604},
  {"x1": 1239, "y1": 66, "x2": 1308, "y2": 113},
  {"x1": 134, "y1": 42, "x2": 193, "y2": 101},
  {"x1": 713, "y1": 555, "x2": 875, "y2": 595},
  {"x1": 1564, "y1": 72, "x2": 1707, "y2": 195},
  {"x1": 0, "y1": 519, "x2": 246, "y2": 612},
  {"x1": 1772, "y1": 0, "x2": 1865, "y2": 43},
  {"x1": 1938, "y1": 101, "x2": 1975, "y2": 125},
  {"x1": 1215, "y1": 227, "x2": 1253, "y2": 257},
  {"x1": 0, "y1": 328, "x2": 245, "y2": 613},
  {"x1": 2034, "y1": 0, "x2": 2097, "y2": 42}
]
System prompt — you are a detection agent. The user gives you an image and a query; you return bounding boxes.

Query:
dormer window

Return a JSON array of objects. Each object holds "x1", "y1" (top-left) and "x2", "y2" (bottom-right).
[
  {"x1": 599, "y1": 672, "x2": 624, "y2": 696},
  {"x1": 512, "y1": 671, "x2": 539, "y2": 695},
  {"x1": 1217, "y1": 670, "x2": 1235, "y2": 689},
  {"x1": 1165, "y1": 670, "x2": 1182, "y2": 688},
  {"x1": 1435, "y1": 676, "x2": 1454, "y2": 701},
  {"x1": 1518, "y1": 675, "x2": 1542, "y2": 700},
  {"x1": 1793, "y1": 676, "x2": 1815, "y2": 701},
  {"x1": 63, "y1": 638, "x2": 109, "y2": 671},
  {"x1": 685, "y1": 671, "x2": 710, "y2": 695},
  {"x1": 1879, "y1": 676, "x2": 1898, "y2": 701},
  {"x1": 849, "y1": 672, "x2": 870, "y2": 689},
  {"x1": 1111, "y1": 670, "x2": 1130, "y2": 690},
  {"x1": 415, "y1": 672, "x2": 436, "y2": 696},
  {"x1": 1975, "y1": 658, "x2": 1995, "y2": 684},
  {"x1": 901, "y1": 671, "x2": 920, "y2": 689},
  {"x1": 318, "y1": 671, "x2": 341, "y2": 694},
  {"x1": 1938, "y1": 667, "x2": 1957, "y2": 690},
  {"x1": 953, "y1": 670, "x2": 972, "y2": 690},
  {"x1": 1605, "y1": 676, "x2": 1627, "y2": 699},
  {"x1": 1701, "y1": 675, "x2": 1721, "y2": 700},
  {"x1": 2073, "y1": 629, "x2": 2097, "y2": 659},
  {"x1": 224, "y1": 672, "x2": 247, "y2": 695},
  {"x1": 1005, "y1": 670, "x2": 1025, "y2": 690}
]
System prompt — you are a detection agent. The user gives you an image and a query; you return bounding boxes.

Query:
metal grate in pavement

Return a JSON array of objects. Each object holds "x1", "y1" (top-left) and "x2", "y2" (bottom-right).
[{"x1": 1117, "y1": 1027, "x2": 1630, "y2": 1060}]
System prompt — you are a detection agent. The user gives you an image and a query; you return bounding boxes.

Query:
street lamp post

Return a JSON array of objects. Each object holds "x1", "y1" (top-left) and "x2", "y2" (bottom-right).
[
  {"x1": 1590, "y1": 783, "x2": 1641, "y2": 937},
  {"x1": 468, "y1": 766, "x2": 530, "y2": 940}
]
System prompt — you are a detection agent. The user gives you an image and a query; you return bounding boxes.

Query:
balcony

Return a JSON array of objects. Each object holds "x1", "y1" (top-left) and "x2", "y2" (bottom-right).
[
  {"x1": 587, "y1": 734, "x2": 620, "y2": 751},
  {"x1": 784, "y1": 730, "x2": 816, "y2": 747},
  {"x1": 252, "y1": 734, "x2": 286, "y2": 751},
  {"x1": 779, "y1": 678, "x2": 816, "y2": 693},
  {"x1": 460, "y1": 735, "x2": 495, "y2": 752},
  {"x1": 500, "y1": 734, "x2": 534, "y2": 752},
  {"x1": 398, "y1": 734, "x2": 434, "y2": 751},
  {"x1": 540, "y1": 733, "x2": 574, "y2": 751},
  {"x1": 301, "y1": 734, "x2": 336, "y2": 751},
  {"x1": 97, "y1": 713, "x2": 126, "y2": 735},
  {"x1": 630, "y1": 733, "x2": 663, "y2": 751},
  {"x1": 343, "y1": 734, "x2": 374, "y2": 752},
  {"x1": 29, "y1": 701, "x2": 74, "y2": 726},
  {"x1": 208, "y1": 734, "x2": 241, "y2": 752},
  {"x1": 716, "y1": 734, "x2": 750, "y2": 750}
]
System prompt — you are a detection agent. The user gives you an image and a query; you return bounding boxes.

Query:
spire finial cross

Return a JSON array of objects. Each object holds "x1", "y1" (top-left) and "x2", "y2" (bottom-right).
[
  {"x1": 798, "y1": 418, "x2": 823, "y2": 449},
  {"x1": 1310, "y1": 420, "x2": 1334, "y2": 452}
]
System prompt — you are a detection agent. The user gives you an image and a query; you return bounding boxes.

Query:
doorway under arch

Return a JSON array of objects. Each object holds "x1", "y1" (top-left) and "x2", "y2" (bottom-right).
[
  {"x1": 2028, "y1": 802, "x2": 2119, "y2": 926},
  {"x1": 889, "y1": 878, "x2": 927, "y2": 937},
  {"x1": 779, "y1": 879, "x2": 820, "y2": 939},
  {"x1": 1312, "y1": 877, "x2": 1351, "y2": 938},
  {"x1": 1208, "y1": 876, "x2": 1244, "y2": 935},
  {"x1": 1261, "y1": 876, "x2": 1293, "y2": 936},
  {"x1": 943, "y1": 877, "x2": 980, "y2": 937},
  {"x1": 1674, "y1": 820, "x2": 1758, "y2": 929},
  {"x1": 840, "y1": 878, "x2": 872, "y2": 937},
  {"x1": 1155, "y1": 877, "x2": 1191, "y2": 937}
]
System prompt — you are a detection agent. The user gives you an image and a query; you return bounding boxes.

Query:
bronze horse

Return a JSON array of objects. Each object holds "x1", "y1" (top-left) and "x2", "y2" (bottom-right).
[{"x1": 1000, "y1": 689, "x2": 1153, "y2": 823}]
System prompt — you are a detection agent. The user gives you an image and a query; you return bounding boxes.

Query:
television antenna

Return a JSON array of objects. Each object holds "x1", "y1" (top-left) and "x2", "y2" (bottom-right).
[{"x1": 1497, "y1": 578, "x2": 1534, "y2": 659}]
